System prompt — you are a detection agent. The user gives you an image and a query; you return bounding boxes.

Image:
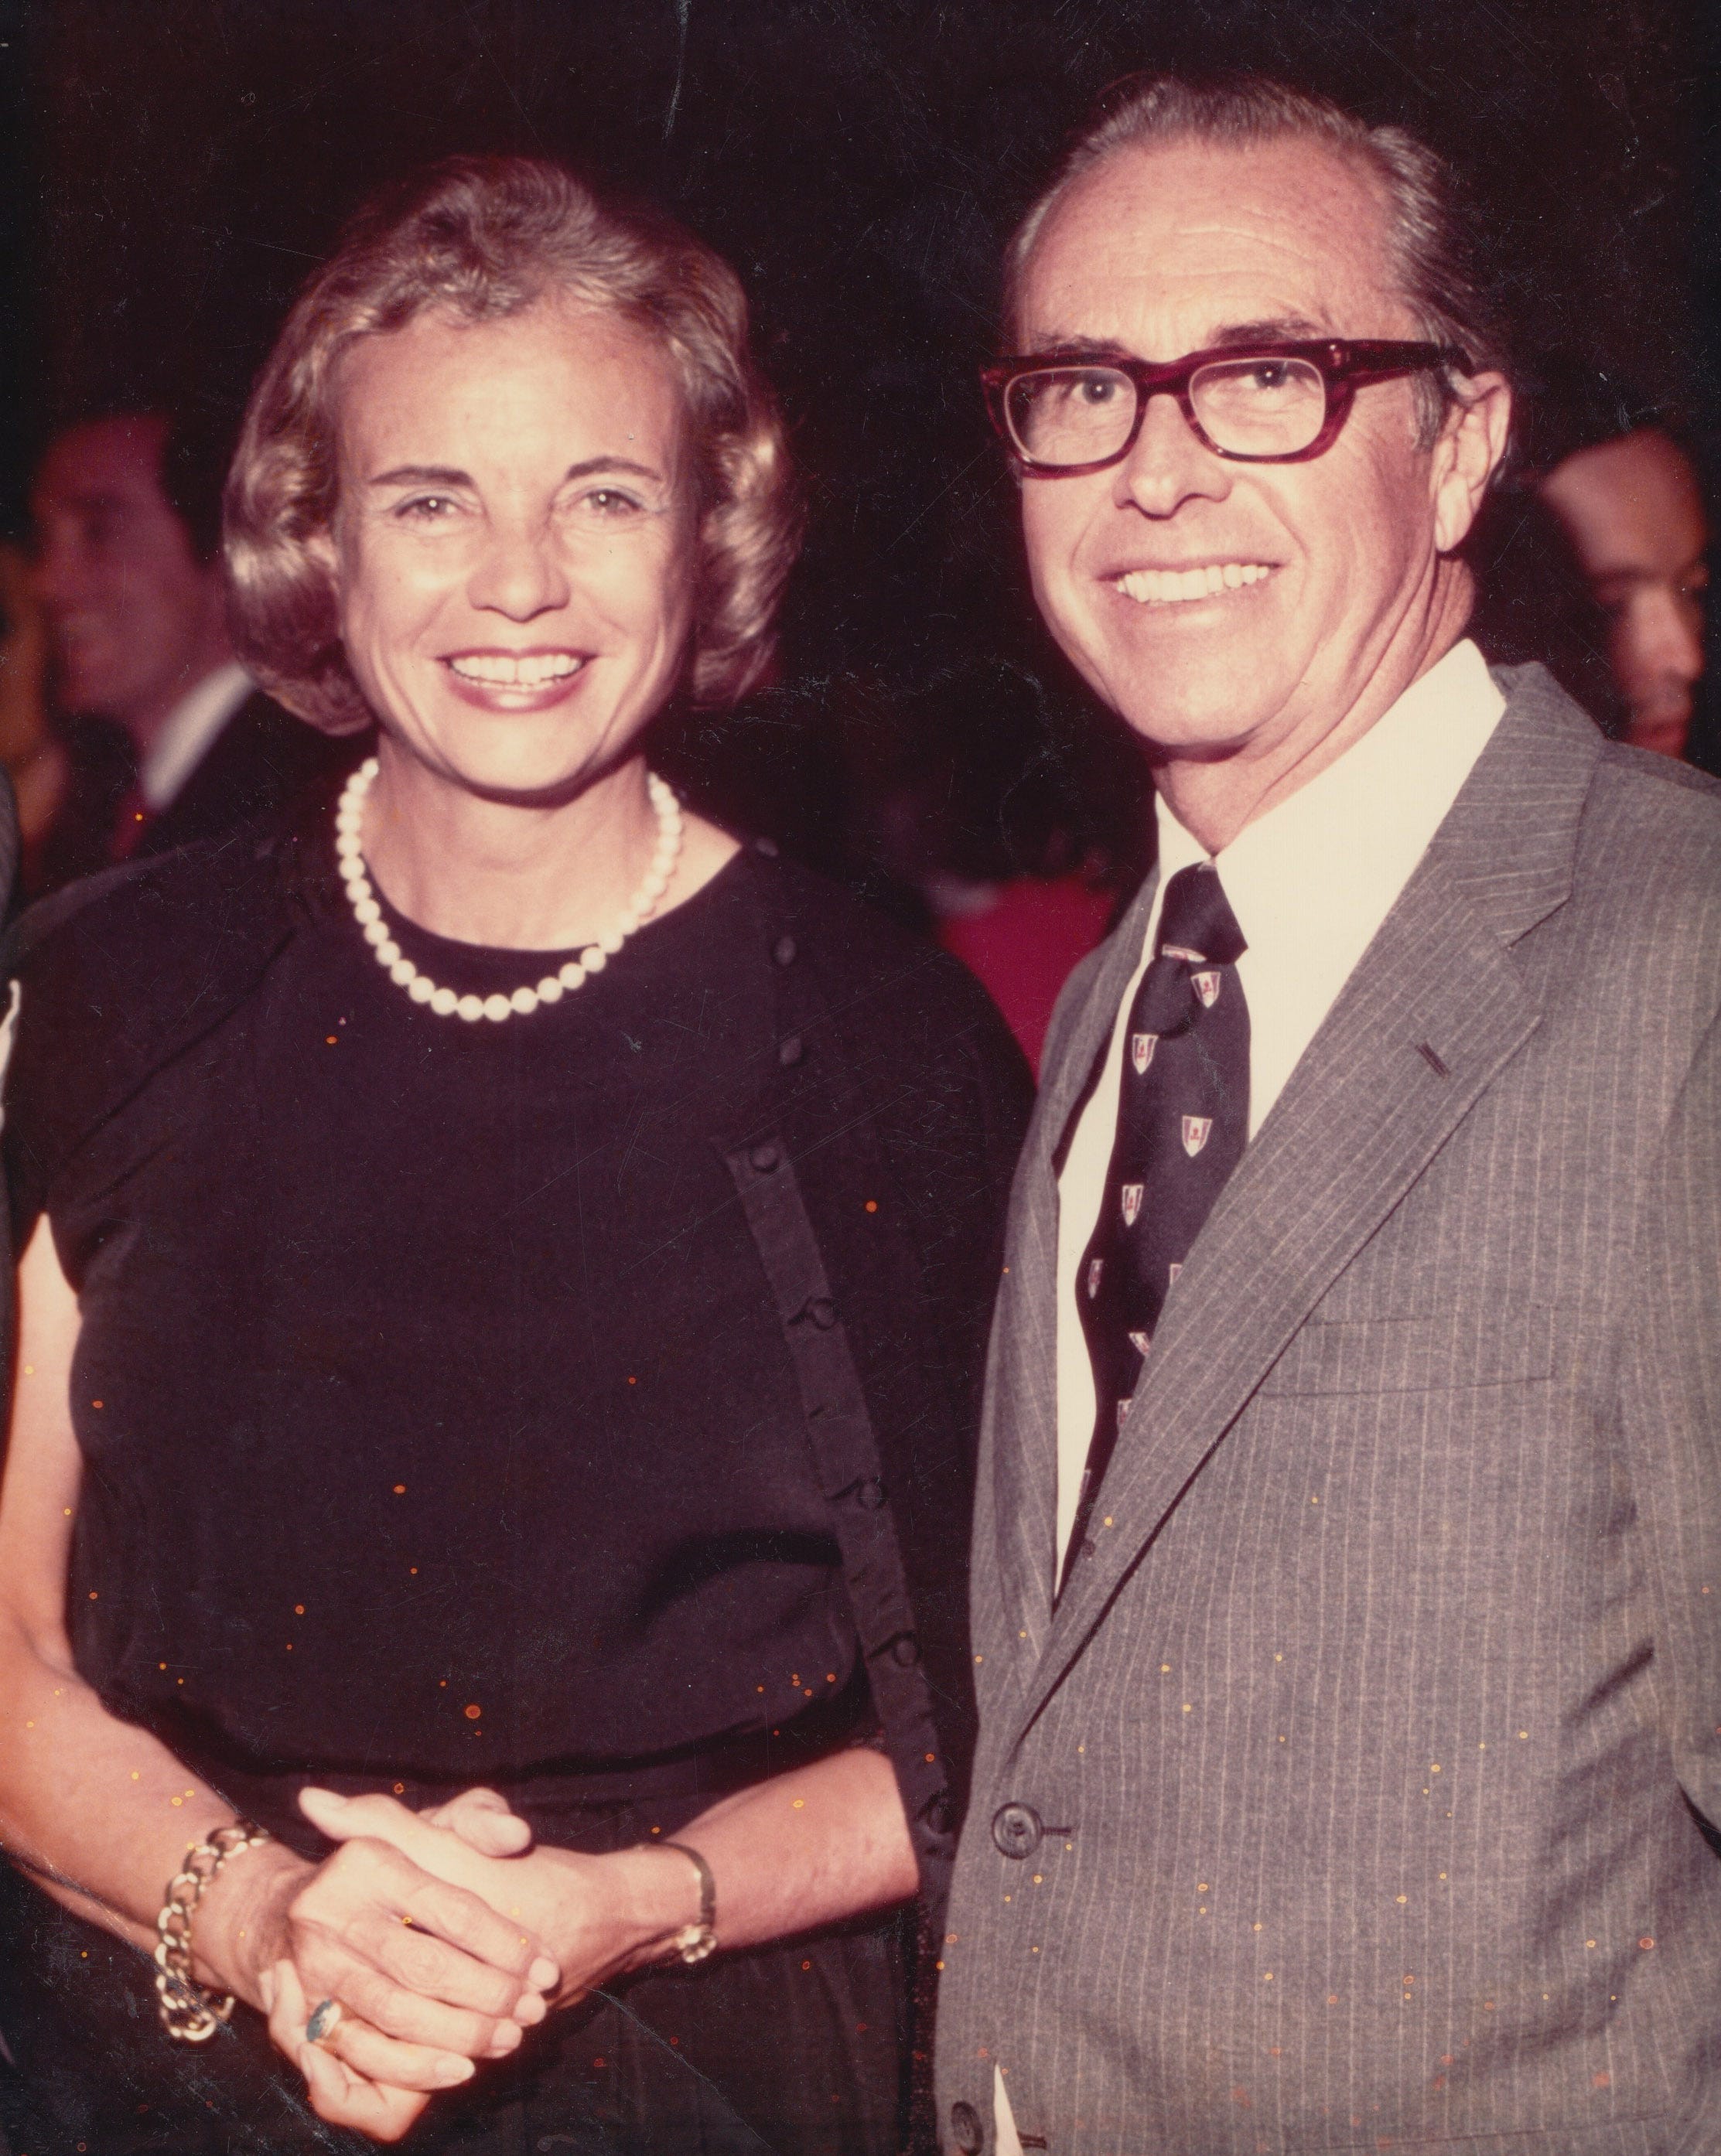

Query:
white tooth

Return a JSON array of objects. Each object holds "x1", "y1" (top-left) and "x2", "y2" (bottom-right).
[
  {"x1": 1173, "y1": 568, "x2": 1200, "y2": 601},
  {"x1": 1205, "y1": 565, "x2": 1224, "y2": 595},
  {"x1": 1223, "y1": 563, "x2": 1243, "y2": 588}
]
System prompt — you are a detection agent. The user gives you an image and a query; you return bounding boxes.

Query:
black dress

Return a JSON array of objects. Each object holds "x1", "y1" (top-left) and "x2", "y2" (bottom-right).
[{"x1": 0, "y1": 807, "x2": 1033, "y2": 2155}]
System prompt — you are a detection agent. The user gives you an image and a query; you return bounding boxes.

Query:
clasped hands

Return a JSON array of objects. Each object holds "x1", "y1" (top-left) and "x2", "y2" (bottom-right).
[{"x1": 206, "y1": 1782, "x2": 663, "y2": 2141}]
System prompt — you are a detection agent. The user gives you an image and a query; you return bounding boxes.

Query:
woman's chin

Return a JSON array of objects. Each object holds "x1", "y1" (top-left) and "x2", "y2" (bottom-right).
[{"x1": 383, "y1": 742, "x2": 641, "y2": 810}]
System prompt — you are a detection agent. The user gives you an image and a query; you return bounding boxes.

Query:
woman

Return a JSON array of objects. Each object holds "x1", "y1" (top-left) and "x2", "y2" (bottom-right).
[{"x1": 0, "y1": 158, "x2": 1030, "y2": 2153}]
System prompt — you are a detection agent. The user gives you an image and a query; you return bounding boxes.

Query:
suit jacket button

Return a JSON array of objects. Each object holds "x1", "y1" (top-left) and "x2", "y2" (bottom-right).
[
  {"x1": 890, "y1": 1633, "x2": 920, "y2": 1666},
  {"x1": 773, "y1": 934, "x2": 797, "y2": 965},
  {"x1": 750, "y1": 1142, "x2": 781, "y2": 1173},
  {"x1": 992, "y1": 1802, "x2": 1043, "y2": 1858},
  {"x1": 855, "y1": 1476, "x2": 887, "y2": 1509},
  {"x1": 949, "y1": 2098, "x2": 985, "y2": 2153}
]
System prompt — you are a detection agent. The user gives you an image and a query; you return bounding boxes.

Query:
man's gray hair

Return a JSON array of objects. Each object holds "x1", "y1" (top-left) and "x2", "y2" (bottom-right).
[{"x1": 1004, "y1": 73, "x2": 1508, "y2": 446}]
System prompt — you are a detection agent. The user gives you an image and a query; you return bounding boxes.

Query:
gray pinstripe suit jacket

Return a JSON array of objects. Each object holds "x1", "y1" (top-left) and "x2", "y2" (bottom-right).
[{"x1": 936, "y1": 666, "x2": 1721, "y2": 2154}]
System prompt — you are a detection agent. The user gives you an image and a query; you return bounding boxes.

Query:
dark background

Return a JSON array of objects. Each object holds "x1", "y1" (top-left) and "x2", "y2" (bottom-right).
[{"x1": 2, "y1": 0, "x2": 1716, "y2": 851}]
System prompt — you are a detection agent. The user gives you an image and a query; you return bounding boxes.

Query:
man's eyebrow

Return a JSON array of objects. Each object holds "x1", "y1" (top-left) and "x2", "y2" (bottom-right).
[
  {"x1": 1208, "y1": 316, "x2": 1331, "y2": 346},
  {"x1": 366, "y1": 456, "x2": 667, "y2": 488},
  {"x1": 1018, "y1": 316, "x2": 1335, "y2": 361}
]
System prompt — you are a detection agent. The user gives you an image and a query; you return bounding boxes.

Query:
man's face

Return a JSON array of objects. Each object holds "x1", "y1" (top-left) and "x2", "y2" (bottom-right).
[
  {"x1": 1539, "y1": 428, "x2": 1708, "y2": 759},
  {"x1": 1013, "y1": 136, "x2": 1490, "y2": 769},
  {"x1": 29, "y1": 415, "x2": 220, "y2": 729}
]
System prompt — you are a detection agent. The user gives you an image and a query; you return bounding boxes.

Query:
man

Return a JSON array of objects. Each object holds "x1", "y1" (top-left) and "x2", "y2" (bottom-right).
[
  {"x1": 1538, "y1": 421, "x2": 1709, "y2": 760},
  {"x1": 937, "y1": 74, "x2": 1721, "y2": 2154},
  {"x1": 28, "y1": 407, "x2": 353, "y2": 888}
]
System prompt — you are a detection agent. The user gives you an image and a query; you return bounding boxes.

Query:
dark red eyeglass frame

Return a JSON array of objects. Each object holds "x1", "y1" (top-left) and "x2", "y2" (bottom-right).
[{"x1": 980, "y1": 339, "x2": 1473, "y2": 472}]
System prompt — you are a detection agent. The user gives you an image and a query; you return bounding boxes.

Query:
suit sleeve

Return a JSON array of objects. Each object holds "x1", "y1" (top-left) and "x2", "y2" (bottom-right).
[{"x1": 1625, "y1": 1005, "x2": 1721, "y2": 1832}]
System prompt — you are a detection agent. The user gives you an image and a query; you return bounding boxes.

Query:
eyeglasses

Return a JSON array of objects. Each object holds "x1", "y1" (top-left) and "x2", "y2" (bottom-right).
[{"x1": 981, "y1": 339, "x2": 1472, "y2": 472}]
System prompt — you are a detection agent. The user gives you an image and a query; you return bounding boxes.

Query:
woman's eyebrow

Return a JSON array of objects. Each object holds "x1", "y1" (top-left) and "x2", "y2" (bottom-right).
[
  {"x1": 366, "y1": 455, "x2": 668, "y2": 490},
  {"x1": 562, "y1": 455, "x2": 665, "y2": 483},
  {"x1": 367, "y1": 463, "x2": 472, "y2": 489}
]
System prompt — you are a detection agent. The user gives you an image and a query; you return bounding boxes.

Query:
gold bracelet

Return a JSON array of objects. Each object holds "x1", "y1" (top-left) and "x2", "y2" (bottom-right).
[
  {"x1": 649, "y1": 1839, "x2": 717, "y2": 1964},
  {"x1": 153, "y1": 1820, "x2": 273, "y2": 2042}
]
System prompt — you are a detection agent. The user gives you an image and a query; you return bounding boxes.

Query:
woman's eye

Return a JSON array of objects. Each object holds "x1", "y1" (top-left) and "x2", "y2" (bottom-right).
[
  {"x1": 394, "y1": 495, "x2": 460, "y2": 523},
  {"x1": 582, "y1": 488, "x2": 644, "y2": 517}
]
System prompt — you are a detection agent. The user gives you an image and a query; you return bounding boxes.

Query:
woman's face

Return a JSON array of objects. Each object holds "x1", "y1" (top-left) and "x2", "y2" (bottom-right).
[{"x1": 320, "y1": 295, "x2": 698, "y2": 800}]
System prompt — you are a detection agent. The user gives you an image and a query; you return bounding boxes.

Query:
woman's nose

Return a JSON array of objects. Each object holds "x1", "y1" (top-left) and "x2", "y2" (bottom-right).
[{"x1": 467, "y1": 521, "x2": 572, "y2": 620}]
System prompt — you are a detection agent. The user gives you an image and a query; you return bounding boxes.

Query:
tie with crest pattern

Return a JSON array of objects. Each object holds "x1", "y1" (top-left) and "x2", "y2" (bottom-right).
[{"x1": 1068, "y1": 861, "x2": 1250, "y2": 1578}]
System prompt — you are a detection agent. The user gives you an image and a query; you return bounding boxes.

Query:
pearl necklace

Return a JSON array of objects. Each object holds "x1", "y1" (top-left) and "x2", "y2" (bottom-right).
[{"x1": 335, "y1": 758, "x2": 685, "y2": 1023}]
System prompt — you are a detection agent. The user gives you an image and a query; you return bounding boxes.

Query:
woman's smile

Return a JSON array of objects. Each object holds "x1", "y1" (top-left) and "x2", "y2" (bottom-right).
[{"x1": 441, "y1": 646, "x2": 591, "y2": 711}]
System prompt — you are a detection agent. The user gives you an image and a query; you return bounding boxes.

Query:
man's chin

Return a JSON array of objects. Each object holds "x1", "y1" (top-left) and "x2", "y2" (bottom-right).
[{"x1": 1105, "y1": 694, "x2": 1273, "y2": 763}]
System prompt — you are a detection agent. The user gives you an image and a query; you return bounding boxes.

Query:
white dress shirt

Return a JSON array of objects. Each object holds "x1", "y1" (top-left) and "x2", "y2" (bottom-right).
[{"x1": 139, "y1": 660, "x2": 254, "y2": 812}]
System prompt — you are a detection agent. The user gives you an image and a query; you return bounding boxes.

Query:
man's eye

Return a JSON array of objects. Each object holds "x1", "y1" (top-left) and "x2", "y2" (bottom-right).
[{"x1": 1076, "y1": 376, "x2": 1122, "y2": 406}]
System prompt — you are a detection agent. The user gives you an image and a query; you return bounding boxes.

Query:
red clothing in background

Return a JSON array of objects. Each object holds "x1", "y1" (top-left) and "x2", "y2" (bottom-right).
[{"x1": 937, "y1": 873, "x2": 1118, "y2": 1075}]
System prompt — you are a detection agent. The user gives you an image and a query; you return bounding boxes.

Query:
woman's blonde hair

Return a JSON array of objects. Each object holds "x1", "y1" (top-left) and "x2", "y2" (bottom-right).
[{"x1": 227, "y1": 155, "x2": 801, "y2": 735}]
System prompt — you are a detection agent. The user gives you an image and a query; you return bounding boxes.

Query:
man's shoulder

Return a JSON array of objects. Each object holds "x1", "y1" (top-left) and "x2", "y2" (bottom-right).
[
  {"x1": 1482, "y1": 665, "x2": 1721, "y2": 995},
  {"x1": 4, "y1": 824, "x2": 302, "y2": 1209},
  {"x1": 1591, "y1": 734, "x2": 1721, "y2": 820},
  {"x1": 6, "y1": 820, "x2": 300, "y2": 1075},
  {"x1": 1573, "y1": 740, "x2": 1721, "y2": 965}
]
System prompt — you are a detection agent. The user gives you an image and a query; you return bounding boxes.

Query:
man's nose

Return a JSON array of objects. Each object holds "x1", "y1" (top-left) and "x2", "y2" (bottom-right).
[
  {"x1": 1630, "y1": 583, "x2": 1706, "y2": 689},
  {"x1": 1113, "y1": 391, "x2": 1230, "y2": 518},
  {"x1": 467, "y1": 519, "x2": 572, "y2": 619}
]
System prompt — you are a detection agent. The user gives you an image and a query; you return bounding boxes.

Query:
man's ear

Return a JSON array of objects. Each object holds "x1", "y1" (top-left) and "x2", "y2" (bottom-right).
[{"x1": 1432, "y1": 373, "x2": 1511, "y2": 554}]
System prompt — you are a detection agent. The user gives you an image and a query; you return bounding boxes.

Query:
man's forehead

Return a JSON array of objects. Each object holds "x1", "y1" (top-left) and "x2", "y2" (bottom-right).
[
  {"x1": 33, "y1": 414, "x2": 172, "y2": 510},
  {"x1": 1016, "y1": 135, "x2": 1404, "y2": 352}
]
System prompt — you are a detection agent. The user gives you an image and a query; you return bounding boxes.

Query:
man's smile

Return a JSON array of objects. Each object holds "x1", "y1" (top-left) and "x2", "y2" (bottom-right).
[{"x1": 1111, "y1": 562, "x2": 1276, "y2": 604}]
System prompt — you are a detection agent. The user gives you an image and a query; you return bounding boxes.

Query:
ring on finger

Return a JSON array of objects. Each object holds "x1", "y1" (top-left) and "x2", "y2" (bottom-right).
[{"x1": 306, "y1": 1997, "x2": 344, "y2": 2047}]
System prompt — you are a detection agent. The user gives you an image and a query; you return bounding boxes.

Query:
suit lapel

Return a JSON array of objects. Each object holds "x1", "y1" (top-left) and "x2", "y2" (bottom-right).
[
  {"x1": 1010, "y1": 668, "x2": 1602, "y2": 1743},
  {"x1": 979, "y1": 871, "x2": 1161, "y2": 1670}
]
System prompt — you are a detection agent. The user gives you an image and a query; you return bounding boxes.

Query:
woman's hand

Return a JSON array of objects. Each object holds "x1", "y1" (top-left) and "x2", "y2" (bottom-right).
[
  {"x1": 263, "y1": 1955, "x2": 432, "y2": 2144},
  {"x1": 420, "y1": 1785, "x2": 535, "y2": 1858},
  {"x1": 299, "y1": 1787, "x2": 682, "y2": 2010},
  {"x1": 196, "y1": 1818, "x2": 560, "y2": 2108}
]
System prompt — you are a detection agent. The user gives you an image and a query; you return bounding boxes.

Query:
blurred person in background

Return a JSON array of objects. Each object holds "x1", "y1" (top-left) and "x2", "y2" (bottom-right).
[
  {"x1": 26, "y1": 402, "x2": 357, "y2": 892},
  {"x1": 1470, "y1": 355, "x2": 1709, "y2": 761},
  {"x1": 0, "y1": 542, "x2": 67, "y2": 886},
  {"x1": 1539, "y1": 421, "x2": 1708, "y2": 759}
]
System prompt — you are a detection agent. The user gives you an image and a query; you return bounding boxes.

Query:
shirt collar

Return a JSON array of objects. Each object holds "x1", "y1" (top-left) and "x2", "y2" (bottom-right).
[
  {"x1": 139, "y1": 661, "x2": 254, "y2": 810},
  {"x1": 1152, "y1": 637, "x2": 1506, "y2": 962}
]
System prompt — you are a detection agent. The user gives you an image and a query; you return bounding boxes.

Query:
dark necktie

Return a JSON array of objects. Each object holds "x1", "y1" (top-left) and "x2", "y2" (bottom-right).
[{"x1": 1068, "y1": 862, "x2": 1250, "y2": 1574}]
